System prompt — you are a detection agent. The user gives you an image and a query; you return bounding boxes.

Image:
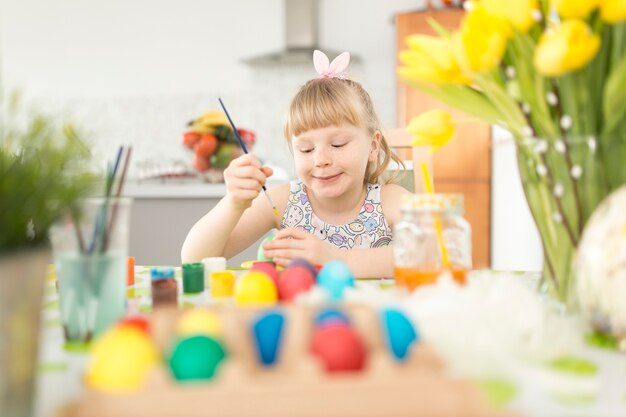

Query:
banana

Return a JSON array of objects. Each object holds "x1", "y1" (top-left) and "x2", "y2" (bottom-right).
[
  {"x1": 187, "y1": 111, "x2": 229, "y2": 133},
  {"x1": 199, "y1": 111, "x2": 229, "y2": 127}
]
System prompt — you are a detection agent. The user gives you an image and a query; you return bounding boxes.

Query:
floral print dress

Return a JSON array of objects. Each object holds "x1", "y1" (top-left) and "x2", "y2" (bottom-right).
[{"x1": 280, "y1": 181, "x2": 393, "y2": 249}]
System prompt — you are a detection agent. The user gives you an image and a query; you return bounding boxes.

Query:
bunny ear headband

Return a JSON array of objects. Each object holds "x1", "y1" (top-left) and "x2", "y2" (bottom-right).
[{"x1": 313, "y1": 50, "x2": 350, "y2": 79}]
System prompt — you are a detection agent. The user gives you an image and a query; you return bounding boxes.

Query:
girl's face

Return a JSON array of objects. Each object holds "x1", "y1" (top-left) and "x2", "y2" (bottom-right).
[{"x1": 291, "y1": 124, "x2": 380, "y2": 200}]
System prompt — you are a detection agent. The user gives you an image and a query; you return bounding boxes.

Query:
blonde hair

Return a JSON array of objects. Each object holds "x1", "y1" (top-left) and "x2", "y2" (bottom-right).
[{"x1": 284, "y1": 78, "x2": 404, "y2": 184}]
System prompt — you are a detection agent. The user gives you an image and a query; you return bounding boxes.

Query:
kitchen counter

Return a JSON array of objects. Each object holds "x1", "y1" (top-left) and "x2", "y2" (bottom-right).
[
  {"x1": 124, "y1": 182, "x2": 228, "y2": 199},
  {"x1": 122, "y1": 180, "x2": 279, "y2": 266},
  {"x1": 124, "y1": 179, "x2": 285, "y2": 199}
]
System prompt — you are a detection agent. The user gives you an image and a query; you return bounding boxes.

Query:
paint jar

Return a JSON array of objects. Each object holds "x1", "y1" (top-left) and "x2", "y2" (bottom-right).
[
  {"x1": 182, "y1": 262, "x2": 204, "y2": 294},
  {"x1": 210, "y1": 271, "x2": 236, "y2": 298},
  {"x1": 393, "y1": 193, "x2": 471, "y2": 291},
  {"x1": 151, "y1": 267, "x2": 178, "y2": 307},
  {"x1": 202, "y1": 257, "x2": 226, "y2": 287}
]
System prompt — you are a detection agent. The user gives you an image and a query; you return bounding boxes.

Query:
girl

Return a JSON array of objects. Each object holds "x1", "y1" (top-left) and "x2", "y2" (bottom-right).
[{"x1": 181, "y1": 51, "x2": 410, "y2": 278}]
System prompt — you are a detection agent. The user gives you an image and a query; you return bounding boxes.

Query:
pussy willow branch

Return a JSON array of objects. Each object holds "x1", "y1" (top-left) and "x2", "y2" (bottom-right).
[
  {"x1": 550, "y1": 79, "x2": 584, "y2": 234},
  {"x1": 518, "y1": 106, "x2": 579, "y2": 248}
]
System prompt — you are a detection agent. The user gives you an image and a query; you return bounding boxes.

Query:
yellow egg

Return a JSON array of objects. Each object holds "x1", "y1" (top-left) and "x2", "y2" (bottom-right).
[
  {"x1": 176, "y1": 309, "x2": 222, "y2": 337},
  {"x1": 234, "y1": 271, "x2": 278, "y2": 306},
  {"x1": 240, "y1": 260, "x2": 256, "y2": 269},
  {"x1": 85, "y1": 326, "x2": 160, "y2": 393}
]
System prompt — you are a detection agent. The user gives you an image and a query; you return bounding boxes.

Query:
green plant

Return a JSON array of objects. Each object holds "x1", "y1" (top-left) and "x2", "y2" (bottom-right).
[{"x1": 0, "y1": 93, "x2": 97, "y2": 252}]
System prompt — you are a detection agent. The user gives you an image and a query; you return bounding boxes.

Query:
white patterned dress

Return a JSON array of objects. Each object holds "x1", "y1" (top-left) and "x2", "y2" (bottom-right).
[{"x1": 280, "y1": 181, "x2": 393, "y2": 249}]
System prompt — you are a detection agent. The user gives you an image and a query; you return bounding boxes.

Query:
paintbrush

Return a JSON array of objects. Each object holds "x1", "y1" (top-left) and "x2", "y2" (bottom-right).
[{"x1": 218, "y1": 98, "x2": 279, "y2": 219}]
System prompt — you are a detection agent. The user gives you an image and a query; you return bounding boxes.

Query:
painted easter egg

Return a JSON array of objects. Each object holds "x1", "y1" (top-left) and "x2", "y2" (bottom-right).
[
  {"x1": 380, "y1": 308, "x2": 419, "y2": 362},
  {"x1": 310, "y1": 322, "x2": 366, "y2": 373},
  {"x1": 314, "y1": 308, "x2": 351, "y2": 327},
  {"x1": 250, "y1": 261, "x2": 280, "y2": 287},
  {"x1": 317, "y1": 260, "x2": 355, "y2": 301},
  {"x1": 117, "y1": 315, "x2": 150, "y2": 334},
  {"x1": 576, "y1": 185, "x2": 626, "y2": 340},
  {"x1": 176, "y1": 309, "x2": 222, "y2": 338},
  {"x1": 278, "y1": 265, "x2": 315, "y2": 301},
  {"x1": 252, "y1": 310, "x2": 285, "y2": 366},
  {"x1": 287, "y1": 258, "x2": 318, "y2": 279},
  {"x1": 168, "y1": 335, "x2": 226, "y2": 381},
  {"x1": 234, "y1": 271, "x2": 278, "y2": 306},
  {"x1": 85, "y1": 326, "x2": 160, "y2": 392},
  {"x1": 257, "y1": 234, "x2": 275, "y2": 261}
]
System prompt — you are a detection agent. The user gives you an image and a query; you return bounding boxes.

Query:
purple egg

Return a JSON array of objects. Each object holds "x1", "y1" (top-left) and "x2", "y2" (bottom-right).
[{"x1": 287, "y1": 258, "x2": 318, "y2": 278}]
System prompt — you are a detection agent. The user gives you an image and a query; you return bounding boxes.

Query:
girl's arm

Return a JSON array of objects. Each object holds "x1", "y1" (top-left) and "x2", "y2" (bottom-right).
[{"x1": 180, "y1": 154, "x2": 287, "y2": 263}]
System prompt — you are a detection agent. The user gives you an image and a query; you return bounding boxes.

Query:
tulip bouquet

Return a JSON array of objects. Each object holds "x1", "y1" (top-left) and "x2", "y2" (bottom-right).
[{"x1": 398, "y1": 0, "x2": 626, "y2": 306}]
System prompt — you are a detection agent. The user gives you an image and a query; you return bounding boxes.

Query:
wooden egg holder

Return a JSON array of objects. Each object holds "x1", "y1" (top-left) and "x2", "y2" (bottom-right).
[{"x1": 57, "y1": 304, "x2": 519, "y2": 417}]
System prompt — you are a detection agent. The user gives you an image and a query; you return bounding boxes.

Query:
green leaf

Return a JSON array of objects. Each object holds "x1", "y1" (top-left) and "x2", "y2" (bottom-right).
[
  {"x1": 399, "y1": 78, "x2": 503, "y2": 125},
  {"x1": 549, "y1": 356, "x2": 598, "y2": 376},
  {"x1": 427, "y1": 17, "x2": 452, "y2": 38},
  {"x1": 603, "y1": 52, "x2": 626, "y2": 134}
]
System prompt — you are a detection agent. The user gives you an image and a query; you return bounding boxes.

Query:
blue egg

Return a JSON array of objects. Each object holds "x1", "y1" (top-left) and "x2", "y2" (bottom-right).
[
  {"x1": 252, "y1": 310, "x2": 284, "y2": 367},
  {"x1": 314, "y1": 308, "x2": 351, "y2": 327},
  {"x1": 380, "y1": 308, "x2": 419, "y2": 362},
  {"x1": 317, "y1": 260, "x2": 355, "y2": 301}
]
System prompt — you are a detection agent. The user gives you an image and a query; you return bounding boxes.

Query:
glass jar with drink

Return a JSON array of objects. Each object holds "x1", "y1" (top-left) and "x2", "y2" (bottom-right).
[{"x1": 393, "y1": 193, "x2": 471, "y2": 291}]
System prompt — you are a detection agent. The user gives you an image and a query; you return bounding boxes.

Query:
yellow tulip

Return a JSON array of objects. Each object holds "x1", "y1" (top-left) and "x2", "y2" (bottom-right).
[
  {"x1": 534, "y1": 20, "x2": 601, "y2": 76},
  {"x1": 599, "y1": 0, "x2": 626, "y2": 23},
  {"x1": 481, "y1": 0, "x2": 538, "y2": 32},
  {"x1": 555, "y1": 0, "x2": 600, "y2": 19},
  {"x1": 454, "y1": 5, "x2": 511, "y2": 72},
  {"x1": 407, "y1": 110, "x2": 456, "y2": 153},
  {"x1": 397, "y1": 35, "x2": 470, "y2": 85}
]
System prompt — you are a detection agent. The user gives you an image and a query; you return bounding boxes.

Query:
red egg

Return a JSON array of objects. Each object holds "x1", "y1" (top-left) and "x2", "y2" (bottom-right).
[
  {"x1": 250, "y1": 261, "x2": 280, "y2": 287},
  {"x1": 278, "y1": 265, "x2": 315, "y2": 301},
  {"x1": 310, "y1": 323, "x2": 366, "y2": 373},
  {"x1": 118, "y1": 315, "x2": 150, "y2": 334}
]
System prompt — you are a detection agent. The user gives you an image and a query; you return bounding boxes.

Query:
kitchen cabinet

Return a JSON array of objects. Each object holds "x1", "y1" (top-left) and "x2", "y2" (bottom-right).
[
  {"x1": 396, "y1": 8, "x2": 492, "y2": 268},
  {"x1": 126, "y1": 183, "x2": 269, "y2": 267}
]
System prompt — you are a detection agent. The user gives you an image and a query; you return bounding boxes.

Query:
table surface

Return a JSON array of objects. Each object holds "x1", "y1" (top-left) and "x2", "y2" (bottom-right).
[{"x1": 35, "y1": 266, "x2": 626, "y2": 417}]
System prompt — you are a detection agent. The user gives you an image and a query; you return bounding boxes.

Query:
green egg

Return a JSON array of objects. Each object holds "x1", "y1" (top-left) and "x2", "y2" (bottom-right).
[
  {"x1": 257, "y1": 234, "x2": 275, "y2": 261},
  {"x1": 168, "y1": 335, "x2": 226, "y2": 382}
]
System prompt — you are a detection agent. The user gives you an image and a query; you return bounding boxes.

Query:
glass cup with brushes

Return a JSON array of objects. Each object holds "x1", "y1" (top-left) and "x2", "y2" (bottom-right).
[{"x1": 50, "y1": 147, "x2": 132, "y2": 346}]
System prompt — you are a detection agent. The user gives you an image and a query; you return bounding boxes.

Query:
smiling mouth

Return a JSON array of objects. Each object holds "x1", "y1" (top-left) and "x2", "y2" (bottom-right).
[{"x1": 314, "y1": 173, "x2": 341, "y2": 181}]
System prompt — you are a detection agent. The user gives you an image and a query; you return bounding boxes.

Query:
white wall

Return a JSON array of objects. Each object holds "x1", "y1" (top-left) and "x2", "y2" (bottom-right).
[
  {"x1": 491, "y1": 126, "x2": 543, "y2": 271},
  {"x1": 0, "y1": 0, "x2": 542, "y2": 271},
  {"x1": 0, "y1": 0, "x2": 420, "y2": 175}
]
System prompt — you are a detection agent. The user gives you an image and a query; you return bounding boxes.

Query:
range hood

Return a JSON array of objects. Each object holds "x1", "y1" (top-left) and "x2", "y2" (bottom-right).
[{"x1": 243, "y1": 0, "x2": 355, "y2": 66}]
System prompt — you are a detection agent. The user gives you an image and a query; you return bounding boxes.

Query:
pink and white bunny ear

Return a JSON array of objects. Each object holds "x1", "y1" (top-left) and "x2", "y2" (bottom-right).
[
  {"x1": 313, "y1": 50, "x2": 351, "y2": 79},
  {"x1": 313, "y1": 50, "x2": 330, "y2": 76},
  {"x1": 327, "y1": 52, "x2": 350, "y2": 75}
]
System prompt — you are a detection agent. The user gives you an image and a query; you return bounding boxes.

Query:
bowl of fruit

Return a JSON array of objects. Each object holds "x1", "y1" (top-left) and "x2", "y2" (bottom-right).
[{"x1": 182, "y1": 111, "x2": 256, "y2": 182}]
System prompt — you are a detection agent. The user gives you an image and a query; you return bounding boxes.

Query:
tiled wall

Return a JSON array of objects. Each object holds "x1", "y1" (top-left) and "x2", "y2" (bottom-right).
[{"x1": 33, "y1": 61, "x2": 378, "y2": 181}]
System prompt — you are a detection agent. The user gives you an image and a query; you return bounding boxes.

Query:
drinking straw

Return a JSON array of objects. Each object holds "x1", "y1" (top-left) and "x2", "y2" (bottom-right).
[
  {"x1": 420, "y1": 162, "x2": 451, "y2": 269},
  {"x1": 218, "y1": 98, "x2": 280, "y2": 220}
]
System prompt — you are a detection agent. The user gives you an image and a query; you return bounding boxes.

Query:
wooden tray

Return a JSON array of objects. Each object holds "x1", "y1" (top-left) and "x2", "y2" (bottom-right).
[{"x1": 55, "y1": 305, "x2": 518, "y2": 417}]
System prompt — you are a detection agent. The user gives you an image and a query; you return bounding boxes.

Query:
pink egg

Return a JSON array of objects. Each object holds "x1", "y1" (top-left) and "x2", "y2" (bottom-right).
[
  {"x1": 250, "y1": 261, "x2": 280, "y2": 287},
  {"x1": 310, "y1": 323, "x2": 366, "y2": 373},
  {"x1": 278, "y1": 265, "x2": 315, "y2": 301}
]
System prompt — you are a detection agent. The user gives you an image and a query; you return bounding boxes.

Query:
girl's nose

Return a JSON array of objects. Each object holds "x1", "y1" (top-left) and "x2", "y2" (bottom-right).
[{"x1": 314, "y1": 148, "x2": 331, "y2": 167}]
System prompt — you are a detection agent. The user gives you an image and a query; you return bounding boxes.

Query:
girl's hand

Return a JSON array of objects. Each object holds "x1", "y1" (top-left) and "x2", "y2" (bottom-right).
[
  {"x1": 262, "y1": 228, "x2": 339, "y2": 267},
  {"x1": 223, "y1": 154, "x2": 273, "y2": 210}
]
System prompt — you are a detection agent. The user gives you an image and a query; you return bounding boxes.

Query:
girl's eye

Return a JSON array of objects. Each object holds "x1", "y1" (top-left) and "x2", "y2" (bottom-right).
[
  {"x1": 299, "y1": 148, "x2": 313, "y2": 154},
  {"x1": 332, "y1": 143, "x2": 347, "y2": 148}
]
